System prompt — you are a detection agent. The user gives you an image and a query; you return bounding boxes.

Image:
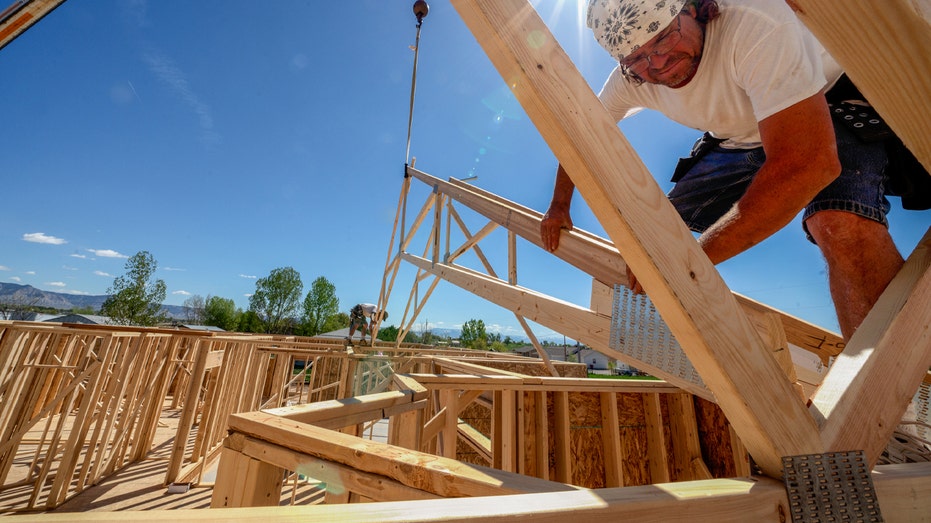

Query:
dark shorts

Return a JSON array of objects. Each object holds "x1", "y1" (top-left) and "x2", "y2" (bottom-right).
[{"x1": 667, "y1": 121, "x2": 891, "y2": 243}]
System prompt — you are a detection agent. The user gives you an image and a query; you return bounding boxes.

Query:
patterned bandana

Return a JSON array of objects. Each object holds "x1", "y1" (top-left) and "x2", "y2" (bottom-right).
[{"x1": 587, "y1": 0, "x2": 688, "y2": 61}]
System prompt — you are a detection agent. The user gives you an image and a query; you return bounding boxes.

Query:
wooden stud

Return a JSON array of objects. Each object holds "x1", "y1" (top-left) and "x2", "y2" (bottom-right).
[
  {"x1": 642, "y1": 393, "x2": 670, "y2": 484},
  {"x1": 666, "y1": 394, "x2": 712, "y2": 482},
  {"x1": 600, "y1": 392, "x2": 624, "y2": 487},
  {"x1": 553, "y1": 391, "x2": 572, "y2": 483}
]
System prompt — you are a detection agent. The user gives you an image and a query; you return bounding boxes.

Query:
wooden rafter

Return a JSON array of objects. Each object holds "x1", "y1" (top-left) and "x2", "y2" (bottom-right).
[{"x1": 0, "y1": 0, "x2": 66, "y2": 51}]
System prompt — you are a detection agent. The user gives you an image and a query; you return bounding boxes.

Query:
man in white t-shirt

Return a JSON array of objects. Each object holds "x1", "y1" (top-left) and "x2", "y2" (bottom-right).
[
  {"x1": 541, "y1": 0, "x2": 908, "y2": 340},
  {"x1": 347, "y1": 303, "x2": 387, "y2": 343}
]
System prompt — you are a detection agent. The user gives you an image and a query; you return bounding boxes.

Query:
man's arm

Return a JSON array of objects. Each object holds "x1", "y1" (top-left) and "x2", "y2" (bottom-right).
[
  {"x1": 541, "y1": 164, "x2": 576, "y2": 252},
  {"x1": 697, "y1": 93, "x2": 841, "y2": 263}
]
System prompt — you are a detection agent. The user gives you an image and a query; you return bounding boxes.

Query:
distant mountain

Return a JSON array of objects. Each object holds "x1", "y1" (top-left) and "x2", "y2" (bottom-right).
[{"x1": 0, "y1": 282, "x2": 187, "y2": 319}]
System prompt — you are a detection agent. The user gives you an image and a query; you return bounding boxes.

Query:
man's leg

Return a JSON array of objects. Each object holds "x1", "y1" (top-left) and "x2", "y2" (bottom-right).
[{"x1": 805, "y1": 210, "x2": 903, "y2": 340}]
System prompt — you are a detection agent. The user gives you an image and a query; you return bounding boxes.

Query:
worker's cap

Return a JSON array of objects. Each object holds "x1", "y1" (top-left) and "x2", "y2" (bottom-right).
[{"x1": 587, "y1": 0, "x2": 688, "y2": 61}]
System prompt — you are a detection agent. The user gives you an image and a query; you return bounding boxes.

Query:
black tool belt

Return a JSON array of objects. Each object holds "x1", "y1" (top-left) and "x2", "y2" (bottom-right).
[
  {"x1": 826, "y1": 75, "x2": 930, "y2": 210},
  {"x1": 671, "y1": 132, "x2": 726, "y2": 183}
]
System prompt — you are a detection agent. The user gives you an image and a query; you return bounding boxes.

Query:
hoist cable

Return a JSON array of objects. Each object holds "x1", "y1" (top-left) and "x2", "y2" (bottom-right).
[{"x1": 405, "y1": 2, "x2": 429, "y2": 166}]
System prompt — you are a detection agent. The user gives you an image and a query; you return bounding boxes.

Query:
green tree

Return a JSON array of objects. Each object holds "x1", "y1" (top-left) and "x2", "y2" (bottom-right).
[
  {"x1": 237, "y1": 310, "x2": 265, "y2": 333},
  {"x1": 100, "y1": 251, "x2": 167, "y2": 326},
  {"x1": 249, "y1": 267, "x2": 303, "y2": 334},
  {"x1": 320, "y1": 311, "x2": 349, "y2": 334},
  {"x1": 460, "y1": 318, "x2": 487, "y2": 349},
  {"x1": 301, "y1": 276, "x2": 339, "y2": 336},
  {"x1": 203, "y1": 295, "x2": 241, "y2": 331},
  {"x1": 182, "y1": 294, "x2": 206, "y2": 324},
  {"x1": 377, "y1": 324, "x2": 399, "y2": 342}
]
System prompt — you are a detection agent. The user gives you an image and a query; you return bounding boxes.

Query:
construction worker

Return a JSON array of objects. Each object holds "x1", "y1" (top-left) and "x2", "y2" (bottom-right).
[
  {"x1": 346, "y1": 303, "x2": 387, "y2": 344},
  {"x1": 541, "y1": 0, "x2": 924, "y2": 341}
]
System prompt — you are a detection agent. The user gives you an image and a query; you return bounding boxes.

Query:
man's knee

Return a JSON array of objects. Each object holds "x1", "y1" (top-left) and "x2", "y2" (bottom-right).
[
  {"x1": 805, "y1": 210, "x2": 900, "y2": 268},
  {"x1": 806, "y1": 210, "x2": 887, "y2": 247}
]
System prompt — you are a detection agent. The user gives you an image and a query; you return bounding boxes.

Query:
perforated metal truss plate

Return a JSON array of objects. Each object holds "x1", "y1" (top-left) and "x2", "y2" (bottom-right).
[
  {"x1": 782, "y1": 451, "x2": 883, "y2": 523},
  {"x1": 609, "y1": 285, "x2": 705, "y2": 388},
  {"x1": 915, "y1": 381, "x2": 930, "y2": 441}
]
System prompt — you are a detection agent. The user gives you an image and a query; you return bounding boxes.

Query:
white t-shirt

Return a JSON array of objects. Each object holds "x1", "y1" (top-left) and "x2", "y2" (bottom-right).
[
  {"x1": 357, "y1": 303, "x2": 377, "y2": 318},
  {"x1": 598, "y1": 0, "x2": 844, "y2": 148}
]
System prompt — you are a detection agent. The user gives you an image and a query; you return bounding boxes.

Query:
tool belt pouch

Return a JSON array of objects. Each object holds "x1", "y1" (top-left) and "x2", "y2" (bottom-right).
[
  {"x1": 671, "y1": 132, "x2": 725, "y2": 183},
  {"x1": 826, "y1": 75, "x2": 931, "y2": 210}
]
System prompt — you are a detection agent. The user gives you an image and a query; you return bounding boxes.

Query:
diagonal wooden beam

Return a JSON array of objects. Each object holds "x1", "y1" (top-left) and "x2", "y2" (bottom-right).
[
  {"x1": 790, "y1": 0, "x2": 931, "y2": 171},
  {"x1": 450, "y1": 0, "x2": 821, "y2": 476},
  {"x1": 0, "y1": 0, "x2": 67, "y2": 51},
  {"x1": 814, "y1": 227, "x2": 931, "y2": 464},
  {"x1": 410, "y1": 166, "x2": 846, "y2": 362}
]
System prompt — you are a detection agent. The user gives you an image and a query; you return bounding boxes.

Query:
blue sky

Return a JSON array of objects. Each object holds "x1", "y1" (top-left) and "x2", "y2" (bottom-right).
[{"x1": 1, "y1": 1, "x2": 927, "y2": 340}]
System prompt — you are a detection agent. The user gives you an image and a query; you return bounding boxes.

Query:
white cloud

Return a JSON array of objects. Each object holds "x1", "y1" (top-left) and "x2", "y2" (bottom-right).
[
  {"x1": 25, "y1": 271, "x2": 35, "y2": 275},
  {"x1": 46, "y1": 281, "x2": 66, "y2": 287},
  {"x1": 94, "y1": 270, "x2": 113, "y2": 277},
  {"x1": 172, "y1": 290, "x2": 191, "y2": 296},
  {"x1": 10, "y1": 276, "x2": 21, "y2": 282},
  {"x1": 66, "y1": 290, "x2": 91, "y2": 296},
  {"x1": 239, "y1": 274, "x2": 257, "y2": 279},
  {"x1": 62, "y1": 265, "x2": 78, "y2": 271},
  {"x1": 87, "y1": 249, "x2": 128, "y2": 259},
  {"x1": 70, "y1": 253, "x2": 87, "y2": 259},
  {"x1": 23, "y1": 232, "x2": 67, "y2": 245},
  {"x1": 164, "y1": 267, "x2": 185, "y2": 271},
  {"x1": 0, "y1": 265, "x2": 9, "y2": 271},
  {"x1": 243, "y1": 293, "x2": 253, "y2": 298}
]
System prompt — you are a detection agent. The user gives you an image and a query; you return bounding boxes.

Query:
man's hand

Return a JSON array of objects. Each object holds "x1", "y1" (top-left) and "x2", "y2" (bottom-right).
[{"x1": 541, "y1": 205, "x2": 572, "y2": 252}]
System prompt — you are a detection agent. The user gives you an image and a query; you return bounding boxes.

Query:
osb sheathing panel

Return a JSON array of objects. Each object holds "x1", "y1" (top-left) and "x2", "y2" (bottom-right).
[
  {"x1": 447, "y1": 360, "x2": 738, "y2": 487},
  {"x1": 695, "y1": 396, "x2": 745, "y2": 478}
]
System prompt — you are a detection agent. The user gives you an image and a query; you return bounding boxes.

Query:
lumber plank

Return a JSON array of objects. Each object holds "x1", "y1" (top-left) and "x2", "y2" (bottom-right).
[
  {"x1": 406, "y1": 373, "x2": 682, "y2": 394},
  {"x1": 599, "y1": 392, "x2": 624, "y2": 487},
  {"x1": 666, "y1": 394, "x2": 712, "y2": 482},
  {"x1": 35, "y1": 463, "x2": 931, "y2": 522},
  {"x1": 815, "y1": 227, "x2": 931, "y2": 464},
  {"x1": 449, "y1": 0, "x2": 821, "y2": 477},
  {"x1": 227, "y1": 411, "x2": 577, "y2": 498},
  {"x1": 553, "y1": 391, "x2": 572, "y2": 483},
  {"x1": 265, "y1": 391, "x2": 416, "y2": 426},
  {"x1": 0, "y1": 0, "x2": 67, "y2": 51},
  {"x1": 458, "y1": 420, "x2": 493, "y2": 463},
  {"x1": 642, "y1": 393, "x2": 671, "y2": 483},
  {"x1": 235, "y1": 434, "x2": 442, "y2": 503},
  {"x1": 441, "y1": 389, "x2": 459, "y2": 458},
  {"x1": 532, "y1": 391, "x2": 549, "y2": 480}
]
